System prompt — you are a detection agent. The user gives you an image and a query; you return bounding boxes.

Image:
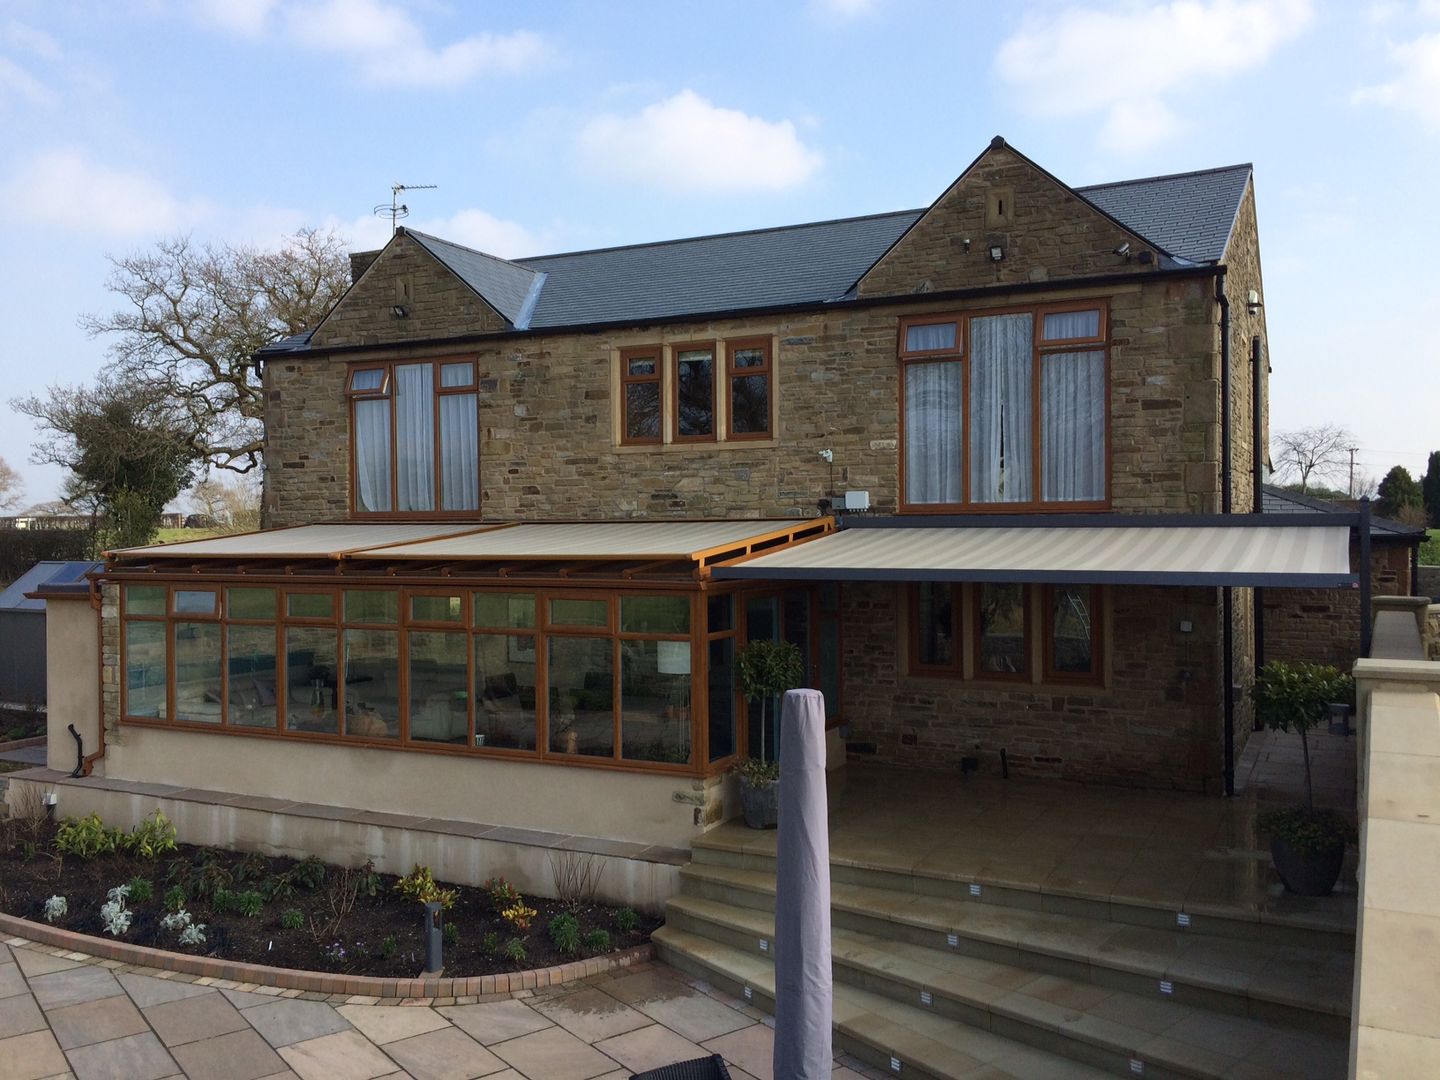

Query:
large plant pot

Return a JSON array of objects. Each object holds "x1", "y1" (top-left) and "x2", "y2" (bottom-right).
[
  {"x1": 1270, "y1": 835, "x2": 1345, "y2": 896},
  {"x1": 740, "y1": 779, "x2": 779, "y2": 829}
]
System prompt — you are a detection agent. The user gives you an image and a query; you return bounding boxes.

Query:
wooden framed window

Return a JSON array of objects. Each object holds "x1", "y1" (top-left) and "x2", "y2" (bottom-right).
[
  {"x1": 909, "y1": 582, "x2": 961, "y2": 675},
  {"x1": 899, "y1": 302, "x2": 1109, "y2": 512},
  {"x1": 726, "y1": 338, "x2": 772, "y2": 439},
  {"x1": 673, "y1": 343, "x2": 716, "y2": 442},
  {"x1": 620, "y1": 346, "x2": 662, "y2": 445},
  {"x1": 1044, "y1": 584, "x2": 1103, "y2": 683},
  {"x1": 973, "y1": 583, "x2": 1029, "y2": 680},
  {"x1": 348, "y1": 357, "x2": 479, "y2": 516}
]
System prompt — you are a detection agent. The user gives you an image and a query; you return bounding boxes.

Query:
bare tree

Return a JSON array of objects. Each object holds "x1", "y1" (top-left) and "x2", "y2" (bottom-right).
[
  {"x1": 81, "y1": 228, "x2": 351, "y2": 475},
  {"x1": 0, "y1": 456, "x2": 22, "y2": 512},
  {"x1": 1271, "y1": 424, "x2": 1355, "y2": 494},
  {"x1": 188, "y1": 472, "x2": 261, "y2": 533}
]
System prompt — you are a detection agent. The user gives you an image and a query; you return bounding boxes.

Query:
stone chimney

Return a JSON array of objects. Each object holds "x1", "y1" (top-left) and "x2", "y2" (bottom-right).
[{"x1": 349, "y1": 250, "x2": 382, "y2": 283}]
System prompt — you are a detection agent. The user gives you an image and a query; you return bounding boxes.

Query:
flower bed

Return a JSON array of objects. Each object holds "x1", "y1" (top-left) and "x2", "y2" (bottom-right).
[{"x1": 0, "y1": 806, "x2": 657, "y2": 978}]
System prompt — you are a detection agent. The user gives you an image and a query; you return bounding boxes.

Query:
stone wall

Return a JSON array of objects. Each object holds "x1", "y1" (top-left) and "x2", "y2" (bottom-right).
[
  {"x1": 1263, "y1": 541, "x2": 1413, "y2": 670},
  {"x1": 838, "y1": 581, "x2": 1225, "y2": 793},
  {"x1": 264, "y1": 276, "x2": 1226, "y2": 524},
  {"x1": 1222, "y1": 179, "x2": 1266, "y2": 514}
]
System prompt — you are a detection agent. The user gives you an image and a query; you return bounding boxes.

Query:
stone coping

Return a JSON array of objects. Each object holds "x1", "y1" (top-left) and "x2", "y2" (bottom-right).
[
  {"x1": 9, "y1": 766, "x2": 690, "y2": 866},
  {"x1": 0, "y1": 910, "x2": 652, "y2": 1000},
  {"x1": 0, "y1": 735, "x2": 47, "y2": 752}
]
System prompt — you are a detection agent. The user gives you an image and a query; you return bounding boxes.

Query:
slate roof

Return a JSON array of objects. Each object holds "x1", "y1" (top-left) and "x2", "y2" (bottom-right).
[
  {"x1": 258, "y1": 157, "x2": 1253, "y2": 353},
  {"x1": 1262, "y1": 485, "x2": 1423, "y2": 538},
  {"x1": 1077, "y1": 164, "x2": 1252, "y2": 266},
  {"x1": 0, "y1": 561, "x2": 102, "y2": 612}
]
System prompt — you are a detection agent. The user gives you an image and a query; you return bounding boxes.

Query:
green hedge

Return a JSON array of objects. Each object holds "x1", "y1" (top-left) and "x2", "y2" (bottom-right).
[{"x1": 0, "y1": 528, "x2": 95, "y2": 586}]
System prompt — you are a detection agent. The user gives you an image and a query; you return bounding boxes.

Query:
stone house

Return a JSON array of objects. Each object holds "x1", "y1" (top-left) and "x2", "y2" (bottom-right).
[{"x1": 23, "y1": 138, "x2": 1363, "y2": 907}]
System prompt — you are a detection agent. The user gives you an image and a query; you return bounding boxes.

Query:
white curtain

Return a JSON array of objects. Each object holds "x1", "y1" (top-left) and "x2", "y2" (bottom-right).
[
  {"x1": 904, "y1": 362, "x2": 963, "y2": 504},
  {"x1": 1042, "y1": 350, "x2": 1106, "y2": 501},
  {"x1": 1042, "y1": 309, "x2": 1100, "y2": 342},
  {"x1": 353, "y1": 398, "x2": 391, "y2": 512},
  {"x1": 441, "y1": 393, "x2": 479, "y2": 511},
  {"x1": 905, "y1": 322, "x2": 957, "y2": 353},
  {"x1": 970, "y1": 313, "x2": 1033, "y2": 503},
  {"x1": 395, "y1": 364, "x2": 435, "y2": 512}
]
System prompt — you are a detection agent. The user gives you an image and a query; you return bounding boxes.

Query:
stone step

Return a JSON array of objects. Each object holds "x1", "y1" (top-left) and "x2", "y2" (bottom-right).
[
  {"x1": 689, "y1": 834, "x2": 1356, "y2": 949},
  {"x1": 677, "y1": 863, "x2": 1352, "y2": 1029},
  {"x1": 653, "y1": 925, "x2": 1115, "y2": 1080},
  {"x1": 658, "y1": 909, "x2": 1348, "y2": 1080}
]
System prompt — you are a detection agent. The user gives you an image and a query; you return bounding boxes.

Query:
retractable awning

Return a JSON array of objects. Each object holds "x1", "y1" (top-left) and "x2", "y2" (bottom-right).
[{"x1": 712, "y1": 517, "x2": 1356, "y2": 588}]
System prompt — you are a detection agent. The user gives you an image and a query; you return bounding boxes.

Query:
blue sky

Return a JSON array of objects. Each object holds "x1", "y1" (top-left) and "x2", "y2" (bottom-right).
[{"x1": 1, "y1": 0, "x2": 1436, "y2": 506}]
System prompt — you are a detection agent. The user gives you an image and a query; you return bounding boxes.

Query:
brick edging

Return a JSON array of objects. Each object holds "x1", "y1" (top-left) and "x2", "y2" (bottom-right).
[{"x1": 0, "y1": 912, "x2": 652, "y2": 999}]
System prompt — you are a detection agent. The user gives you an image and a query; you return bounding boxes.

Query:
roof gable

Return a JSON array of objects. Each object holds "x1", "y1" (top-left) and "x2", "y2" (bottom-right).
[
  {"x1": 855, "y1": 138, "x2": 1172, "y2": 299},
  {"x1": 406, "y1": 231, "x2": 545, "y2": 328},
  {"x1": 309, "y1": 230, "x2": 511, "y2": 349},
  {"x1": 1079, "y1": 164, "x2": 1251, "y2": 265}
]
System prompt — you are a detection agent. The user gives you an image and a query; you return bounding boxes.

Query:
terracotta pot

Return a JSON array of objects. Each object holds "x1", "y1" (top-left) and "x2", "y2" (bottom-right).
[
  {"x1": 1270, "y1": 835, "x2": 1345, "y2": 896},
  {"x1": 740, "y1": 778, "x2": 779, "y2": 829}
]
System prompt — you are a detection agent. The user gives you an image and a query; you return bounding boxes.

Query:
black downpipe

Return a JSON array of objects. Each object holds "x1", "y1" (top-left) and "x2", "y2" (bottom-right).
[
  {"x1": 1252, "y1": 336, "x2": 1265, "y2": 686},
  {"x1": 1360, "y1": 499, "x2": 1373, "y2": 659},
  {"x1": 1217, "y1": 271, "x2": 1235, "y2": 797},
  {"x1": 66, "y1": 724, "x2": 84, "y2": 778}
]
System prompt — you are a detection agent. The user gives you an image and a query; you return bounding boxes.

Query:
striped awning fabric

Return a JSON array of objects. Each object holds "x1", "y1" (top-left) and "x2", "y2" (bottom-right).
[{"x1": 713, "y1": 523, "x2": 1355, "y2": 587}]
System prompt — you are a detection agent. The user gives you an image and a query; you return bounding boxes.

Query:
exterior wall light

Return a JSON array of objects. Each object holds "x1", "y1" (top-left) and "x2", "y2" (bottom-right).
[
  {"x1": 1247, "y1": 289, "x2": 1262, "y2": 316},
  {"x1": 989, "y1": 245, "x2": 1003, "y2": 262},
  {"x1": 391, "y1": 304, "x2": 409, "y2": 318}
]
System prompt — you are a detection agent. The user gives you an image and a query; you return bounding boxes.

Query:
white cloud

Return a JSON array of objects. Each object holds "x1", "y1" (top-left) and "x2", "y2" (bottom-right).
[
  {"x1": 809, "y1": 0, "x2": 881, "y2": 19},
  {"x1": 1354, "y1": 31, "x2": 1440, "y2": 129},
  {"x1": 577, "y1": 91, "x2": 824, "y2": 193},
  {"x1": 198, "y1": 0, "x2": 549, "y2": 88},
  {"x1": 995, "y1": 0, "x2": 1314, "y2": 151},
  {"x1": 0, "y1": 20, "x2": 61, "y2": 110},
  {"x1": 2, "y1": 21, "x2": 60, "y2": 58},
  {"x1": 0, "y1": 149, "x2": 211, "y2": 236}
]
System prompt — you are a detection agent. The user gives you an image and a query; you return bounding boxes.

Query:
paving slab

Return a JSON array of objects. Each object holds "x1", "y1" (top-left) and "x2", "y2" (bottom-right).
[
  {"x1": 592, "y1": 1023, "x2": 709, "y2": 1073},
  {"x1": 167, "y1": 1028, "x2": 289, "y2": 1080},
  {"x1": 144, "y1": 991, "x2": 251, "y2": 1047},
  {"x1": 28, "y1": 966, "x2": 124, "y2": 1010},
  {"x1": 243, "y1": 998, "x2": 351, "y2": 1048},
  {"x1": 438, "y1": 1000, "x2": 553, "y2": 1045},
  {"x1": 383, "y1": 1025, "x2": 509, "y2": 1079},
  {"x1": 65, "y1": 1031, "x2": 178, "y2": 1080},
  {"x1": 337, "y1": 1002, "x2": 452, "y2": 1045},
  {"x1": 0, "y1": 990, "x2": 47, "y2": 1039},
  {"x1": 47, "y1": 993, "x2": 150, "y2": 1050},
  {"x1": 13, "y1": 949, "x2": 82, "y2": 978},
  {"x1": 119, "y1": 972, "x2": 217, "y2": 1008},
  {"x1": 702, "y1": 1023, "x2": 777, "y2": 1080},
  {"x1": 0, "y1": 1028, "x2": 70, "y2": 1080},
  {"x1": 532, "y1": 987, "x2": 652, "y2": 1043},
  {"x1": 276, "y1": 1030, "x2": 399, "y2": 1080},
  {"x1": 489, "y1": 1026, "x2": 619, "y2": 1080}
]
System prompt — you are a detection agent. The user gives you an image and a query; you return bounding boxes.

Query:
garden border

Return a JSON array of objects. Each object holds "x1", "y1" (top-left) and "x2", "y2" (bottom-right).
[
  {"x1": 0, "y1": 735, "x2": 47, "y2": 752},
  {"x1": 0, "y1": 911, "x2": 652, "y2": 999}
]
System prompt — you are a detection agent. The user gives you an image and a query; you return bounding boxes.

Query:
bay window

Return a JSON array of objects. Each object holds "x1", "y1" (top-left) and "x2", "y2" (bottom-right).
[
  {"x1": 348, "y1": 359, "x2": 479, "y2": 515},
  {"x1": 900, "y1": 304, "x2": 1108, "y2": 510}
]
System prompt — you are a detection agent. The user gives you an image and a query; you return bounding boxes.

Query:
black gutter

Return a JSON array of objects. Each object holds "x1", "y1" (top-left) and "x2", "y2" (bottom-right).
[
  {"x1": 1252, "y1": 335, "x2": 1265, "y2": 676},
  {"x1": 253, "y1": 264, "x2": 1223, "y2": 363},
  {"x1": 1217, "y1": 270, "x2": 1235, "y2": 797},
  {"x1": 1360, "y1": 498, "x2": 1373, "y2": 658}
]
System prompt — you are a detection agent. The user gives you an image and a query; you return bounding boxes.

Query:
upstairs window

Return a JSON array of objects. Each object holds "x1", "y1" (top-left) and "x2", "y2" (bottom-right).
[
  {"x1": 900, "y1": 304, "x2": 1107, "y2": 510},
  {"x1": 617, "y1": 338, "x2": 776, "y2": 446},
  {"x1": 726, "y1": 338, "x2": 772, "y2": 438},
  {"x1": 674, "y1": 343, "x2": 716, "y2": 442},
  {"x1": 620, "y1": 347, "x2": 662, "y2": 445},
  {"x1": 348, "y1": 359, "x2": 479, "y2": 515}
]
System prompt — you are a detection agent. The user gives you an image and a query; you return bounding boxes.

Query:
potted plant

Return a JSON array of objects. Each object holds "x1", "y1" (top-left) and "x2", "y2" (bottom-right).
[
  {"x1": 1251, "y1": 661, "x2": 1357, "y2": 896},
  {"x1": 734, "y1": 638, "x2": 805, "y2": 829}
]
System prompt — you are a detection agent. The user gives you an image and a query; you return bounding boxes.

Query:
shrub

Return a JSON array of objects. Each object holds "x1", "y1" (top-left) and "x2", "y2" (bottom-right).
[
  {"x1": 583, "y1": 929, "x2": 611, "y2": 953},
  {"x1": 55, "y1": 813, "x2": 123, "y2": 859},
  {"x1": 550, "y1": 849, "x2": 603, "y2": 911},
  {"x1": 163, "y1": 885, "x2": 187, "y2": 912},
  {"x1": 1258, "y1": 807, "x2": 1357, "y2": 856},
  {"x1": 443, "y1": 922, "x2": 460, "y2": 947},
  {"x1": 42, "y1": 896, "x2": 67, "y2": 923},
  {"x1": 161, "y1": 908, "x2": 209, "y2": 947},
  {"x1": 126, "y1": 876, "x2": 154, "y2": 904},
  {"x1": 279, "y1": 908, "x2": 305, "y2": 931},
  {"x1": 356, "y1": 858, "x2": 381, "y2": 898},
  {"x1": 233, "y1": 890, "x2": 264, "y2": 918},
  {"x1": 501, "y1": 903, "x2": 537, "y2": 932},
  {"x1": 174, "y1": 851, "x2": 232, "y2": 903},
  {"x1": 100, "y1": 885, "x2": 131, "y2": 937},
  {"x1": 178, "y1": 923, "x2": 207, "y2": 947},
  {"x1": 294, "y1": 856, "x2": 327, "y2": 890},
  {"x1": 395, "y1": 864, "x2": 458, "y2": 910},
  {"x1": 121, "y1": 810, "x2": 177, "y2": 858},
  {"x1": 481, "y1": 931, "x2": 501, "y2": 956},
  {"x1": 263, "y1": 871, "x2": 297, "y2": 903},
  {"x1": 502, "y1": 936, "x2": 527, "y2": 964},
  {"x1": 548, "y1": 913, "x2": 580, "y2": 956},
  {"x1": 482, "y1": 876, "x2": 521, "y2": 911},
  {"x1": 234, "y1": 852, "x2": 269, "y2": 882},
  {"x1": 379, "y1": 934, "x2": 398, "y2": 960},
  {"x1": 615, "y1": 907, "x2": 639, "y2": 934},
  {"x1": 161, "y1": 909, "x2": 192, "y2": 932}
]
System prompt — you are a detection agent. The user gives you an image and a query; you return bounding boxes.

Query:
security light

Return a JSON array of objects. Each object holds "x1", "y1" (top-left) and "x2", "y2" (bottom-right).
[
  {"x1": 1114, "y1": 242, "x2": 1130, "y2": 257},
  {"x1": 391, "y1": 304, "x2": 409, "y2": 318},
  {"x1": 989, "y1": 245, "x2": 1003, "y2": 262}
]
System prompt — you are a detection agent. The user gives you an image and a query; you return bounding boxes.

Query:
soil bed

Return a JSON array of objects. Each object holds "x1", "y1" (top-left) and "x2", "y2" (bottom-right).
[
  {"x1": 0, "y1": 819, "x2": 657, "y2": 978},
  {"x1": 0, "y1": 705, "x2": 46, "y2": 742}
]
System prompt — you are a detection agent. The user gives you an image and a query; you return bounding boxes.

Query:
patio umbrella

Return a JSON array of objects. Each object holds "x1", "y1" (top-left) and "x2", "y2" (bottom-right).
[{"x1": 772, "y1": 688, "x2": 833, "y2": 1078}]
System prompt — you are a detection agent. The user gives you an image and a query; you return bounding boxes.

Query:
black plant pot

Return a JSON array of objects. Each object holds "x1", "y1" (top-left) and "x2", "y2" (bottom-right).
[
  {"x1": 739, "y1": 779, "x2": 779, "y2": 829},
  {"x1": 1270, "y1": 835, "x2": 1345, "y2": 896}
]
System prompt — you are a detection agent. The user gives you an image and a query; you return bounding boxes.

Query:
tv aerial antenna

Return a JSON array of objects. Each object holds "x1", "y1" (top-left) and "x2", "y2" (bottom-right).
[{"x1": 375, "y1": 182, "x2": 438, "y2": 234}]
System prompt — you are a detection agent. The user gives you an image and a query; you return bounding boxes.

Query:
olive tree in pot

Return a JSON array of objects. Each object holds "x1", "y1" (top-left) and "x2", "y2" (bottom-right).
[
  {"x1": 1251, "y1": 661, "x2": 1357, "y2": 896},
  {"x1": 734, "y1": 638, "x2": 805, "y2": 829}
]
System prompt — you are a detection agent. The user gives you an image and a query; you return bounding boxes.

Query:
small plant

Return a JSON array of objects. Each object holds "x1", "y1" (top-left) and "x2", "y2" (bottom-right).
[
  {"x1": 733, "y1": 757, "x2": 780, "y2": 789},
  {"x1": 548, "y1": 913, "x2": 581, "y2": 955},
  {"x1": 443, "y1": 922, "x2": 460, "y2": 947},
  {"x1": 279, "y1": 907, "x2": 305, "y2": 931},
  {"x1": 550, "y1": 849, "x2": 604, "y2": 911},
  {"x1": 482, "y1": 876, "x2": 522, "y2": 911},
  {"x1": 234, "y1": 890, "x2": 265, "y2": 918},
  {"x1": 121, "y1": 809, "x2": 177, "y2": 859},
  {"x1": 583, "y1": 928, "x2": 611, "y2": 953},
  {"x1": 176, "y1": 851, "x2": 233, "y2": 903},
  {"x1": 55, "y1": 813, "x2": 124, "y2": 859},
  {"x1": 396, "y1": 864, "x2": 458, "y2": 909},
  {"x1": 482, "y1": 931, "x2": 501, "y2": 956},
  {"x1": 323, "y1": 941, "x2": 347, "y2": 964},
  {"x1": 234, "y1": 852, "x2": 269, "y2": 882},
  {"x1": 100, "y1": 885, "x2": 132, "y2": 937},
  {"x1": 502, "y1": 936, "x2": 527, "y2": 964},
  {"x1": 42, "y1": 895, "x2": 67, "y2": 923},
  {"x1": 212, "y1": 888, "x2": 236, "y2": 914},
  {"x1": 294, "y1": 856, "x2": 327, "y2": 890},
  {"x1": 356, "y1": 858, "x2": 382, "y2": 898},
  {"x1": 125, "y1": 876, "x2": 154, "y2": 904},
  {"x1": 501, "y1": 903, "x2": 537, "y2": 932},
  {"x1": 379, "y1": 934, "x2": 398, "y2": 960},
  {"x1": 161, "y1": 909, "x2": 192, "y2": 932},
  {"x1": 178, "y1": 922, "x2": 207, "y2": 947},
  {"x1": 163, "y1": 885, "x2": 187, "y2": 912},
  {"x1": 263, "y1": 870, "x2": 297, "y2": 903},
  {"x1": 615, "y1": 907, "x2": 639, "y2": 933}
]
